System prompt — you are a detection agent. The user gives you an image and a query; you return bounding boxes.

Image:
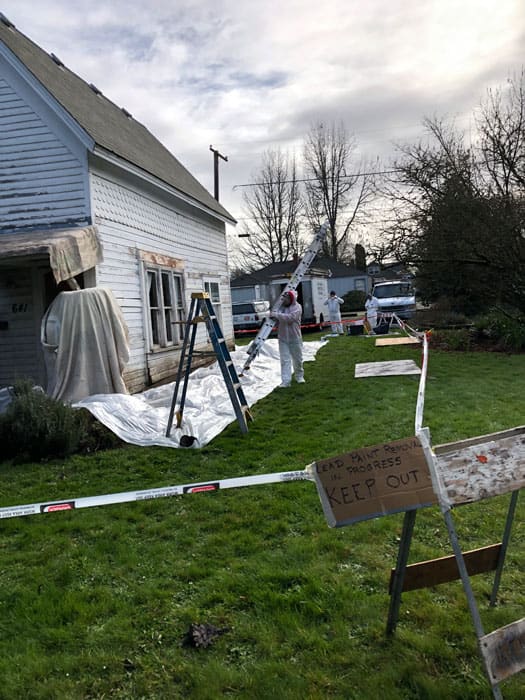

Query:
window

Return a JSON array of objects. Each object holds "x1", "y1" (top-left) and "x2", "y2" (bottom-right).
[
  {"x1": 145, "y1": 267, "x2": 185, "y2": 349},
  {"x1": 204, "y1": 280, "x2": 222, "y2": 328}
]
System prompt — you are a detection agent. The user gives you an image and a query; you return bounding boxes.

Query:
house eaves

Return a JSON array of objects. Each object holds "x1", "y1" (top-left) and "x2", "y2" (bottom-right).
[{"x1": 0, "y1": 15, "x2": 236, "y2": 225}]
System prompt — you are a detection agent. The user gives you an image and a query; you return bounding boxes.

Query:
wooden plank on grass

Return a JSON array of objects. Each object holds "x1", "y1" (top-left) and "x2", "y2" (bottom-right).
[
  {"x1": 375, "y1": 337, "x2": 421, "y2": 346},
  {"x1": 354, "y1": 360, "x2": 421, "y2": 377},
  {"x1": 480, "y1": 617, "x2": 525, "y2": 685},
  {"x1": 388, "y1": 543, "x2": 502, "y2": 593}
]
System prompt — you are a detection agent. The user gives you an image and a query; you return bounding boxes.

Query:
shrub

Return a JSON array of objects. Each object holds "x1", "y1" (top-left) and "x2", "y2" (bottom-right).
[
  {"x1": 414, "y1": 297, "x2": 470, "y2": 328},
  {"x1": 428, "y1": 328, "x2": 473, "y2": 351},
  {"x1": 0, "y1": 381, "x2": 123, "y2": 463},
  {"x1": 473, "y1": 309, "x2": 525, "y2": 352},
  {"x1": 341, "y1": 289, "x2": 367, "y2": 312}
]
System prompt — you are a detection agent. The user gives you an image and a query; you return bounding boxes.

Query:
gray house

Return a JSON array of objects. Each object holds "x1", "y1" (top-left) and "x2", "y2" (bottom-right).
[
  {"x1": 231, "y1": 256, "x2": 370, "y2": 309},
  {"x1": 0, "y1": 15, "x2": 236, "y2": 395},
  {"x1": 231, "y1": 260, "x2": 333, "y2": 326},
  {"x1": 311, "y1": 256, "x2": 370, "y2": 296}
]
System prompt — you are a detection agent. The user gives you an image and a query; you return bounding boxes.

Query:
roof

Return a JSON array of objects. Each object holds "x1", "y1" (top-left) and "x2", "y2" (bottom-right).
[
  {"x1": 312, "y1": 256, "x2": 366, "y2": 277},
  {"x1": 0, "y1": 15, "x2": 235, "y2": 224},
  {"x1": 231, "y1": 256, "x2": 366, "y2": 287}
]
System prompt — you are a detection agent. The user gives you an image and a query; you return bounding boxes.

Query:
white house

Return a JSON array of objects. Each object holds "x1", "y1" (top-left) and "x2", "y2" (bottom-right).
[{"x1": 0, "y1": 15, "x2": 236, "y2": 395}]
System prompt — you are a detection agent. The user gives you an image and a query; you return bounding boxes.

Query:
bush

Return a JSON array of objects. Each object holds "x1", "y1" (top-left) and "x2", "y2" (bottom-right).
[
  {"x1": 414, "y1": 297, "x2": 470, "y2": 328},
  {"x1": 428, "y1": 328, "x2": 473, "y2": 351},
  {"x1": 341, "y1": 289, "x2": 367, "y2": 312},
  {"x1": 0, "y1": 381, "x2": 123, "y2": 463},
  {"x1": 473, "y1": 309, "x2": 525, "y2": 352}
]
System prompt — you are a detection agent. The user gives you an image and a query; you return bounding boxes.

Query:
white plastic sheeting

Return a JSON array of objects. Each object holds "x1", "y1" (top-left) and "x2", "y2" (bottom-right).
[
  {"x1": 74, "y1": 339, "x2": 325, "y2": 448},
  {"x1": 41, "y1": 288, "x2": 130, "y2": 404}
]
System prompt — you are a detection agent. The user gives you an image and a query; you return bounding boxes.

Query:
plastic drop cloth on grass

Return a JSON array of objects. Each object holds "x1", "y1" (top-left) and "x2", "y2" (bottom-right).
[{"x1": 74, "y1": 339, "x2": 325, "y2": 448}]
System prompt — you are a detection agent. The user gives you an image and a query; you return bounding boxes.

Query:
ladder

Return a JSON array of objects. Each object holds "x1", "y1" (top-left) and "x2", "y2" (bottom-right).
[
  {"x1": 241, "y1": 220, "x2": 330, "y2": 374},
  {"x1": 166, "y1": 292, "x2": 252, "y2": 439}
]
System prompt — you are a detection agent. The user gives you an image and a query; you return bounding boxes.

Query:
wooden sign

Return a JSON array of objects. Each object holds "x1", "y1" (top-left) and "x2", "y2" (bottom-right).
[
  {"x1": 435, "y1": 426, "x2": 525, "y2": 505},
  {"x1": 480, "y1": 617, "x2": 525, "y2": 685},
  {"x1": 313, "y1": 436, "x2": 437, "y2": 527}
]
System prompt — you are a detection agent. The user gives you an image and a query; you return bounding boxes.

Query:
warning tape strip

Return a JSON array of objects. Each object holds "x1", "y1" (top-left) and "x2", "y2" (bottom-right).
[
  {"x1": 0, "y1": 469, "x2": 314, "y2": 520},
  {"x1": 234, "y1": 317, "x2": 366, "y2": 335}
]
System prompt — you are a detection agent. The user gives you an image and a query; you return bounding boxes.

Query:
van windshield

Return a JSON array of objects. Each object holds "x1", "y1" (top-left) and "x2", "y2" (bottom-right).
[{"x1": 373, "y1": 283, "x2": 412, "y2": 298}]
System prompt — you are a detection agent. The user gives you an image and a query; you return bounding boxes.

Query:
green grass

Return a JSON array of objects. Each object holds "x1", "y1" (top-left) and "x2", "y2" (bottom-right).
[{"x1": 0, "y1": 335, "x2": 524, "y2": 699}]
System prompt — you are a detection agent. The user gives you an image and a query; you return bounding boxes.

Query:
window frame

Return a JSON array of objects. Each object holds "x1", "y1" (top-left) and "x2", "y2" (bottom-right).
[
  {"x1": 144, "y1": 265, "x2": 186, "y2": 351},
  {"x1": 203, "y1": 279, "x2": 222, "y2": 328}
]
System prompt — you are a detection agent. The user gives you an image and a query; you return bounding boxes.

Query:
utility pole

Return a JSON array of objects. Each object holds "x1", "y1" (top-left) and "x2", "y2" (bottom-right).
[{"x1": 209, "y1": 145, "x2": 228, "y2": 201}]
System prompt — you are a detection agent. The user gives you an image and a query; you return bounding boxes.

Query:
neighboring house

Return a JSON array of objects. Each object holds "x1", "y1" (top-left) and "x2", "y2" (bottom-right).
[
  {"x1": 310, "y1": 256, "x2": 370, "y2": 296},
  {"x1": 0, "y1": 15, "x2": 236, "y2": 393},
  {"x1": 231, "y1": 260, "x2": 331, "y2": 326},
  {"x1": 231, "y1": 256, "x2": 370, "y2": 306}
]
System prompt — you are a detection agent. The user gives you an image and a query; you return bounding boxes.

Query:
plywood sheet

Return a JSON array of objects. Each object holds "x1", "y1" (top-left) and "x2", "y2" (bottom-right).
[
  {"x1": 435, "y1": 427, "x2": 525, "y2": 504},
  {"x1": 375, "y1": 337, "x2": 421, "y2": 347},
  {"x1": 480, "y1": 617, "x2": 525, "y2": 685},
  {"x1": 354, "y1": 360, "x2": 421, "y2": 378}
]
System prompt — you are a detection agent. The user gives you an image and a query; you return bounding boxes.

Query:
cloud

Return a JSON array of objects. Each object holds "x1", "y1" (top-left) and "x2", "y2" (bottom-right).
[{"x1": 2, "y1": 0, "x2": 524, "y2": 224}]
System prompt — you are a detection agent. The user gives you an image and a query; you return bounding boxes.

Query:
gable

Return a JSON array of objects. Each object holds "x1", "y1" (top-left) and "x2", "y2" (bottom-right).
[
  {"x1": 0, "y1": 53, "x2": 91, "y2": 233},
  {"x1": 0, "y1": 79, "x2": 90, "y2": 233},
  {"x1": 0, "y1": 16, "x2": 235, "y2": 225}
]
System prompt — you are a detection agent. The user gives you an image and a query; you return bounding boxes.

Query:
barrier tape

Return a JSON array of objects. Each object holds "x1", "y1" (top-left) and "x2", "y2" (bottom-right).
[
  {"x1": 234, "y1": 317, "x2": 366, "y2": 335},
  {"x1": 0, "y1": 469, "x2": 314, "y2": 520}
]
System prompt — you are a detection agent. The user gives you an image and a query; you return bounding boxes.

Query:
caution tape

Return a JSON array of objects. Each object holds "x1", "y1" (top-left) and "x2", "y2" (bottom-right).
[
  {"x1": 234, "y1": 316, "x2": 366, "y2": 335},
  {"x1": 0, "y1": 469, "x2": 314, "y2": 520}
]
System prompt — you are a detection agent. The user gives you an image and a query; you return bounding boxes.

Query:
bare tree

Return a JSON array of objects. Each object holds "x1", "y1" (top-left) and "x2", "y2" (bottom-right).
[
  {"x1": 303, "y1": 121, "x2": 374, "y2": 262},
  {"x1": 237, "y1": 148, "x2": 303, "y2": 270},
  {"x1": 378, "y1": 112, "x2": 525, "y2": 312},
  {"x1": 477, "y1": 70, "x2": 525, "y2": 196}
]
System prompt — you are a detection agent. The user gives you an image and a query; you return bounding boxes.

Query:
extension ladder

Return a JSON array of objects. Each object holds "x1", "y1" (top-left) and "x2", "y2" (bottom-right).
[
  {"x1": 166, "y1": 292, "x2": 252, "y2": 439},
  {"x1": 241, "y1": 220, "x2": 330, "y2": 374}
]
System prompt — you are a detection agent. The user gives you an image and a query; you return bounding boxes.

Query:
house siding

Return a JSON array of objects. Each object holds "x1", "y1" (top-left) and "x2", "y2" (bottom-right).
[
  {"x1": 90, "y1": 168, "x2": 233, "y2": 392},
  {"x1": 0, "y1": 74, "x2": 90, "y2": 233},
  {"x1": 0, "y1": 264, "x2": 47, "y2": 387}
]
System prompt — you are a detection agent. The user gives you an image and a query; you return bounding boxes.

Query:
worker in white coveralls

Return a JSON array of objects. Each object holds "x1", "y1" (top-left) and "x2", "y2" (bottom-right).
[
  {"x1": 271, "y1": 290, "x2": 304, "y2": 388},
  {"x1": 324, "y1": 290, "x2": 344, "y2": 334},
  {"x1": 364, "y1": 293, "x2": 379, "y2": 335}
]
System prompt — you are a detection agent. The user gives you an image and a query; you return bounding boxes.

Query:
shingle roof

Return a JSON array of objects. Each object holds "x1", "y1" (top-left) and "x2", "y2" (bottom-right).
[
  {"x1": 231, "y1": 256, "x2": 366, "y2": 287},
  {"x1": 0, "y1": 15, "x2": 235, "y2": 224}
]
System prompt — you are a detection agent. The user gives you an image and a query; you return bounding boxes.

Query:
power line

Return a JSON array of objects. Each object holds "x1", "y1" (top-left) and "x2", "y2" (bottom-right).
[{"x1": 232, "y1": 167, "x2": 403, "y2": 190}]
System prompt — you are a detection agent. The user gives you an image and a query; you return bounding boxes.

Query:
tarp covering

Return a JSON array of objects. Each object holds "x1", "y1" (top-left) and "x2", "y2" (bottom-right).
[
  {"x1": 74, "y1": 340, "x2": 325, "y2": 448},
  {"x1": 42, "y1": 288, "x2": 129, "y2": 403},
  {"x1": 0, "y1": 225, "x2": 102, "y2": 283}
]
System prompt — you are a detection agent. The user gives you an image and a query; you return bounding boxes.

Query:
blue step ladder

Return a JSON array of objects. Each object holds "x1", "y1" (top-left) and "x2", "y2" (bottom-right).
[{"x1": 166, "y1": 292, "x2": 252, "y2": 440}]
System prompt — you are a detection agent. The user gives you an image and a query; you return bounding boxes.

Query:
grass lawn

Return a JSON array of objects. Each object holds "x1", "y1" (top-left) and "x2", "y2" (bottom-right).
[{"x1": 0, "y1": 334, "x2": 524, "y2": 699}]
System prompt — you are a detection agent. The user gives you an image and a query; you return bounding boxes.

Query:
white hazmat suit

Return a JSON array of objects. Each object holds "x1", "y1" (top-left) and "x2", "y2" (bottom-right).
[
  {"x1": 365, "y1": 294, "x2": 379, "y2": 333},
  {"x1": 272, "y1": 290, "x2": 304, "y2": 387},
  {"x1": 324, "y1": 292, "x2": 344, "y2": 334}
]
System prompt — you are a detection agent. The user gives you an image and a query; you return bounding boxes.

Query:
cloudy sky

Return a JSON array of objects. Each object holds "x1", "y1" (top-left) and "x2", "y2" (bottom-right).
[{"x1": 2, "y1": 0, "x2": 523, "y2": 237}]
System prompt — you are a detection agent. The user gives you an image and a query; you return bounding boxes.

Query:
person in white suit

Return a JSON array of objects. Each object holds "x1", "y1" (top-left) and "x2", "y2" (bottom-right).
[
  {"x1": 365, "y1": 293, "x2": 379, "y2": 334},
  {"x1": 324, "y1": 290, "x2": 344, "y2": 334},
  {"x1": 271, "y1": 290, "x2": 304, "y2": 387}
]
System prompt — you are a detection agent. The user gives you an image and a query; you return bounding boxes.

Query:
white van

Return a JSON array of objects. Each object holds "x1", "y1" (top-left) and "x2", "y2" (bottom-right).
[
  {"x1": 372, "y1": 281, "x2": 416, "y2": 319},
  {"x1": 232, "y1": 300, "x2": 270, "y2": 332}
]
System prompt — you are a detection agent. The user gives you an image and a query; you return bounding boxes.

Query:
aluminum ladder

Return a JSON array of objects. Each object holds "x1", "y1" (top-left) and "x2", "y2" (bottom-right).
[{"x1": 241, "y1": 220, "x2": 330, "y2": 374}]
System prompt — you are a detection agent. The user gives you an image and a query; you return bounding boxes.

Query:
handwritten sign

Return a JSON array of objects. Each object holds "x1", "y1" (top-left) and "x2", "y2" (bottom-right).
[
  {"x1": 313, "y1": 436, "x2": 437, "y2": 527},
  {"x1": 480, "y1": 617, "x2": 525, "y2": 685}
]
